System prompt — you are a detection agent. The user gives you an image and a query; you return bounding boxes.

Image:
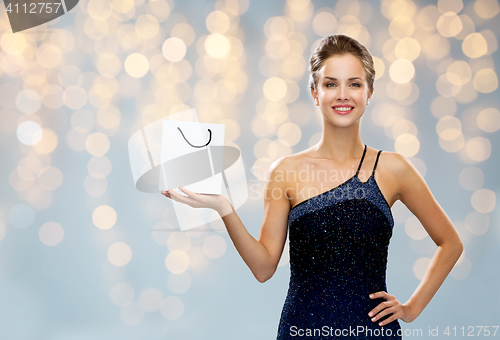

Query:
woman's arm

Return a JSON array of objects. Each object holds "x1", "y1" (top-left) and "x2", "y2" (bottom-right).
[
  {"x1": 395, "y1": 153, "x2": 463, "y2": 320},
  {"x1": 219, "y1": 157, "x2": 290, "y2": 283},
  {"x1": 165, "y1": 156, "x2": 291, "y2": 283},
  {"x1": 368, "y1": 152, "x2": 464, "y2": 325}
]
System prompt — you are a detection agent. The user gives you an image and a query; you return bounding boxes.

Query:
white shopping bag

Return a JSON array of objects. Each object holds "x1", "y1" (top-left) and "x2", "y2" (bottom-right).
[
  {"x1": 159, "y1": 121, "x2": 225, "y2": 195},
  {"x1": 128, "y1": 108, "x2": 248, "y2": 232}
]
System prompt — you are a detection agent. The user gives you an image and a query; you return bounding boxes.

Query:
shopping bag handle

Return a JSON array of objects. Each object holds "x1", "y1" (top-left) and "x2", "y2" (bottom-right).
[{"x1": 177, "y1": 127, "x2": 212, "y2": 148}]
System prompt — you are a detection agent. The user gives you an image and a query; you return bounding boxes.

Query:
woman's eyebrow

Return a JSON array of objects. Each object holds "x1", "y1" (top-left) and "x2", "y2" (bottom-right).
[{"x1": 324, "y1": 76, "x2": 362, "y2": 81}]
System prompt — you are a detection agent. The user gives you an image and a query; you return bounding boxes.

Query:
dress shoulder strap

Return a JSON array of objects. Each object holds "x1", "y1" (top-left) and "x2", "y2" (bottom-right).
[
  {"x1": 372, "y1": 150, "x2": 382, "y2": 177},
  {"x1": 355, "y1": 144, "x2": 367, "y2": 177}
]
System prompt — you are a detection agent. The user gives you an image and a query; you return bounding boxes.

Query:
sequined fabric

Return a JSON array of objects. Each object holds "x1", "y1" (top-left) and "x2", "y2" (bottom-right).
[{"x1": 277, "y1": 145, "x2": 402, "y2": 339}]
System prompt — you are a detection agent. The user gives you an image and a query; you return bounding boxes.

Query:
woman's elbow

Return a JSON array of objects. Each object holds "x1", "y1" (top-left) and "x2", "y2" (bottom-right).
[{"x1": 255, "y1": 268, "x2": 276, "y2": 283}]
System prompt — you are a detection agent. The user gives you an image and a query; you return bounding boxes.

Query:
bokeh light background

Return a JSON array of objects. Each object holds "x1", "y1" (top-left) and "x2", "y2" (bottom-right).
[{"x1": 0, "y1": 0, "x2": 499, "y2": 339}]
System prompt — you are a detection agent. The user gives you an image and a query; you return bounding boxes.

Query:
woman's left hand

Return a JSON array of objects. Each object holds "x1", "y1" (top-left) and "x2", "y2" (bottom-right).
[{"x1": 367, "y1": 291, "x2": 417, "y2": 326}]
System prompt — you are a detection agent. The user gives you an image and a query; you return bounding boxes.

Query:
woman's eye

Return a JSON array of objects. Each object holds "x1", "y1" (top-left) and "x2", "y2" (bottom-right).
[{"x1": 325, "y1": 83, "x2": 360, "y2": 87}]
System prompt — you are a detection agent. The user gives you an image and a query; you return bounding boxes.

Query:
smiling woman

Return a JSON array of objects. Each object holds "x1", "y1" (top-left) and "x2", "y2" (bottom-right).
[{"x1": 163, "y1": 34, "x2": 463, "y2": 340}]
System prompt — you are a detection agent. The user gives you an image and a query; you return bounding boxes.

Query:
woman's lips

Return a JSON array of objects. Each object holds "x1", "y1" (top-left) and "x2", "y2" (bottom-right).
[{"x1": 333, "y1": 106, "x2": 354, "y2": 115}]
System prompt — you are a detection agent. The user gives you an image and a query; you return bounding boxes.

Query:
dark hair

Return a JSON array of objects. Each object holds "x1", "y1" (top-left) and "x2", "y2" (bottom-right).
[{"x1": 309, "y1": 34, "x2": 375, "y2": 95}]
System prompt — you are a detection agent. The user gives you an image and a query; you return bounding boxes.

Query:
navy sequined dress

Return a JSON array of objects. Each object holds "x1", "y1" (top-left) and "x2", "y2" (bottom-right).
[{"x1": 277, "y1": 145, "x2": 402, "y2": 339}]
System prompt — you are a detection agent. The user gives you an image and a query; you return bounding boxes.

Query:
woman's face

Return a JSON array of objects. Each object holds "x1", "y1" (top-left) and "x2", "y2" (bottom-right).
[{"x1": 311, "y1": 53, "x2": 373, "y2": 126}]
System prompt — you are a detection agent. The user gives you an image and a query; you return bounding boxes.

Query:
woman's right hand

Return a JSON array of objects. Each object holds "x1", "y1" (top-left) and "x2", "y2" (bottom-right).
[{"x1": 161, "y1": 187, "x2": 233, "y2": 216}]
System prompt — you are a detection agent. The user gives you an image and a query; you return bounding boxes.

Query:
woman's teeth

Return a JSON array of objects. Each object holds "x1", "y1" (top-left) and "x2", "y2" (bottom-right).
[{"x1": 334, "y1": 107, "x2": 353, "y2": 111}]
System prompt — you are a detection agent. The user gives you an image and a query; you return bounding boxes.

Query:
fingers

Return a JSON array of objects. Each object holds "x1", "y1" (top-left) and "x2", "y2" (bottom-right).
[
  {"x1": 369, "y1": 291, "x2": 389, "y2": 300},
  {"x1": 370, "y1": 306, "x2": 397, "y2": 325},
  {"x1": 178, "y1": 186, "x2": 195, "y2": 198},
  {"x1": 367, "y1": 291, "x2": 402, "y2": 326},
  {"x1": 377, "y1": 313, "x2": 399, "y2": 326},
  {"x1": 166, "y1": 188, "x2": 191, "y2": 203}
]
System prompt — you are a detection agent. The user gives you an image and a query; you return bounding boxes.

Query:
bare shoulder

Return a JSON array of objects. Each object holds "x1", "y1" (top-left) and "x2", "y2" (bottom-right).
[
  {"x1": 378, "y1": 150, "x2": 424, "y2": 203},
  {"x1": 378, "y1": 150, "x2": 421, "y2": 178},
  {"x1": 268, "y1": 151, "x2": 309, "y2": 175}
]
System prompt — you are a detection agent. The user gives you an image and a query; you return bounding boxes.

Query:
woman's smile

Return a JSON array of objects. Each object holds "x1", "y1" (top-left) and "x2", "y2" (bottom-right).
[{"x1": 332, "y1": 105, "x2": 354, "y2": 115}]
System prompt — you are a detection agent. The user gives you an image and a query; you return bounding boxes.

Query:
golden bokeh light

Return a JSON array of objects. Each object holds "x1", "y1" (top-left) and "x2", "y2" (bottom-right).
[
  {"x1": 87, "y1": 0, "x2": 113, "y2": 21},
  {"x1": 1, "y1": 33, "x2": 27, "y2": 55},
  {"x1": 436, "y1": 116, "x2": 462, "y2": 140},
  {"x1": 472, "y1": 68, "x2": 498, "y2": 93},
  {"x1": 277, "y1": 122, "x2": 301, "y2": 146},
  {"x1": 85, "y1": 132, "x2": 110, "y2": 157},
  {"x1": 165, "y1": 250, "x2": 190, "y2": 274},
  {"x1": 471, "y1": 188, "x2": 496, "y2": 214},
  {"x1": 265, "y1": 16, "x2": 292, "y2": 40},
  {"x1": 466, "y1": 136, "x2": 491, "y2": 162},
  {"x1": 394, "y1": 38, "x2": 421, "y2": 61},
  {"x1": 92, "y1": 205, "x2": 117, "y2": 230},
  {"x1": 263, "y1": 77, "x2": 288, "y2": 101},
  {"x1": 423, "y1": 34, "x2": 450, "y2": 59},
  {"x1": 312, "y1": 11, "x2": 337, "y2": 36},
  {"x1": 135, "y1": 14, "x2": 159, "y2": 39},
  {"x1": 171, "y1": 23, "x2": 195, "y2": 46},
  {"x1": 206, "y1": 11, "x2": 231, "y2": 34},
  {"x1": 204, "y1": 33, "x2": 231, "y2": 59},
  {"x1": 124, "y1": 53, "x2": 149, "y2": 78},
  {"x1": 438, "y1": 0, "x2": 463, "y2": 14},
  {"x1": 439, "y1": 132, "x2": 464, "y2": 153},
  {"x1": 477, "y1": 108, "x2": 500, "y2": 133},
  {"x1": 389, "y1": 16, "x2": 415, "y2": 39},
  {"x1": 446, "y1": 61, "x2": 471, "y2": 85},
  {"x1": 436, "y1": 73, "x2": 461, "y2": 97},
  {"x1": 33, "y1": 128, "x2": 58, "y2": 155},
  {"x1": 394, "y1": 133, "x2": 420, "y2": 157},
  {"x1": 391, "y1": 119, "x2": 418, "y2": 139},
  {"x1": 39, "y1": 222, "x2": 64, "y2": 246},
  {"x1": 389, "y1": 59, "x2": 415, "y2": 84},
  {"x1": 417, "y1": 5, "x2": 441, "y2": 32},
  {"x1": 474, "y1": 0, "x2": 500, "y2": 19},
  {"x1": 108, "y1": 242, "x2": 132, "y2": 267},
  {"x1": 436, "y1": 12, "x2": 463, "y2": 38},
  {"x1": 162, "y1": 37, "x2": 187, "y2": 62},
  {"x1": 286, "y1": 0, "x2": 314, "y2": 23},
  {"x1": 462, "y1": 33, "x2": 488, "y2": 58}
]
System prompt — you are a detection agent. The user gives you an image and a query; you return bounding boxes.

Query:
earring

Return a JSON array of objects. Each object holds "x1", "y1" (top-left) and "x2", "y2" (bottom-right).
[
  {"x1": 366, "y1": 99, "x2": 370, "y2": 105},
  {"x1": 315, "y1": 98, "x2": 319, "y2": 106}
]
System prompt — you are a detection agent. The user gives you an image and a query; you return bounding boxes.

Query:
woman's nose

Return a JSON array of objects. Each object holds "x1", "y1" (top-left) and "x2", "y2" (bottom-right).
[{"x1": 336, "y1": 85, "x2": 349, "y2": 101}]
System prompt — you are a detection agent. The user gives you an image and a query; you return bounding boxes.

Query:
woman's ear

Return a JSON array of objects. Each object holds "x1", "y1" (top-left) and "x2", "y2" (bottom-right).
[{"x1": 310, "y1": 87, "x2": 318, "y2": 105}]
